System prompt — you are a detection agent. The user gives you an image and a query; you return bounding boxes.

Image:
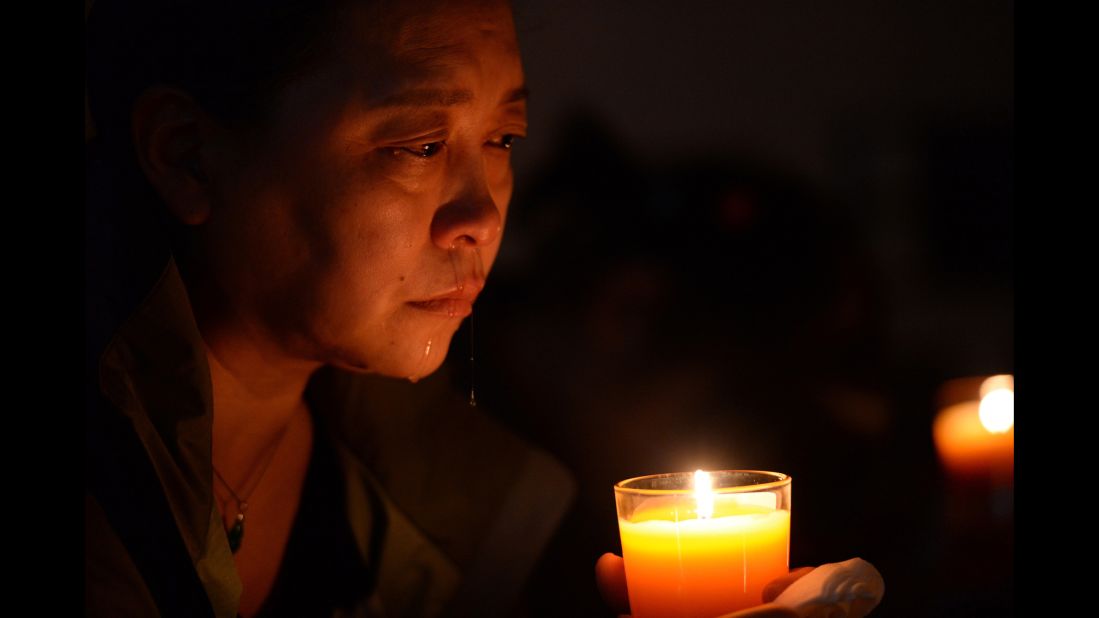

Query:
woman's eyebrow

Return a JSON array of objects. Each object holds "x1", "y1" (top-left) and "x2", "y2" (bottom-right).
[
  {"x1": 367, "y1": 111, "x2": 450, "y2": 141},
  {"x1": 501, "y1": 86, "x2": 529, "y2": 105}
]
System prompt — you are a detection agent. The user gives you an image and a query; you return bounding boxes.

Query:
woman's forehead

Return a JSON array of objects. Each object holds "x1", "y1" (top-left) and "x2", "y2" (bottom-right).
[
  {"x1": 258, "y1": 0, "x2": 524, "y2": 143},
  {"x1": 331, "y1": 1, "x2": 524, "y2": 106},
  {"x1": 348, "y1": 0, "x2": 519, "y2": 57}
]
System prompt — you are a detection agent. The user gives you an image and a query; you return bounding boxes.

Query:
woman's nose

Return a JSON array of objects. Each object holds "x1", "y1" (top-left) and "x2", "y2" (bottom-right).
[{"x1": 430, "y1": 166, "x2": 503, "y2": 250}]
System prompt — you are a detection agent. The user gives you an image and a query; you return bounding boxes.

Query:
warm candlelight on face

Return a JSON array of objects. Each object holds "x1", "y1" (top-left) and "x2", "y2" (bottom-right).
[
  {"x1": 933, "y1": 375, "x2": 1014, "y2": 480},
  {"x1": 615, "y1": 470, "x2": 791, "y2": 618}
]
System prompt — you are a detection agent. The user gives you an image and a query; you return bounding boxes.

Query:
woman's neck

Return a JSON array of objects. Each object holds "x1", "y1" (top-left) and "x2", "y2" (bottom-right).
[
  {"x1": 176, "y1": 247, "x2": 322, "y2": 481},
  {"x1": 205, "y1": 338, "x2": 316, "y2": 483}
]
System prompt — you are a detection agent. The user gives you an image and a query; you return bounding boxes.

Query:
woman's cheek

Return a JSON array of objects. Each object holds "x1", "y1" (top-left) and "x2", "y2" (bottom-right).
[{"x1": 486, "y1": 160, "x2": 514, "y2": 213}]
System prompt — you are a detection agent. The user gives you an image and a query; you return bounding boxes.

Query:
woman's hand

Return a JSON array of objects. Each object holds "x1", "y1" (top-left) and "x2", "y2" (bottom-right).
[
  {"x1": 595, "y1": 553, "x2": 813, "y2": 618},
  {"x1": 594, "y1": 552, "x2": 631, "y2": 615}
]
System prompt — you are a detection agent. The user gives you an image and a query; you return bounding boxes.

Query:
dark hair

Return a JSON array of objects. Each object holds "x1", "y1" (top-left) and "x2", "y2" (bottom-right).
[
  {"x1": 85, "y1": 0, "x2": 353, "y2": 364},
  {"x1": 86, "y1": 0, "x2": 349, "y2": 145}
]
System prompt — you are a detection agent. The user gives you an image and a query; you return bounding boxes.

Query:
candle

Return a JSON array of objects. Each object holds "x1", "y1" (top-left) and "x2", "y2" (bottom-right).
[
  {"x1": 933, "y1": 375, "x2": 1014, "y2": 481},
  {"x1": 615, "y1": 470, "x2": 791, "y2": 618}
]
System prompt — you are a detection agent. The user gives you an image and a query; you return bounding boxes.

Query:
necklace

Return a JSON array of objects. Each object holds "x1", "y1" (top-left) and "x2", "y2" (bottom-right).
[{"x1": 212, "y1": 419, "x2": 294, "y2": 554}]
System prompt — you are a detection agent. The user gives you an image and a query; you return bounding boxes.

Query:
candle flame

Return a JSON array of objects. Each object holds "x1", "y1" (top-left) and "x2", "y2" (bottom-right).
[
  {"x1": 694, "y1": 469, "x2": 714, "y2": 520},
  {"x1": 978, "y1": 388, "x2": 1014, "y2": 433}
]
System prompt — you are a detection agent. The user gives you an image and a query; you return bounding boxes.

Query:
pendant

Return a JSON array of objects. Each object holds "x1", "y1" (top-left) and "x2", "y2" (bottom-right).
[{"x1": 228, "y1": 513, "x2": 244, "y2": 554}]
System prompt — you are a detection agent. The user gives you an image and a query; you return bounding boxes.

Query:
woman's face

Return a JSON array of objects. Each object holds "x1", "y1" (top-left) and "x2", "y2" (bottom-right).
[{"x1": 197, "y1": 0, "x2": 526, "y2": 379}]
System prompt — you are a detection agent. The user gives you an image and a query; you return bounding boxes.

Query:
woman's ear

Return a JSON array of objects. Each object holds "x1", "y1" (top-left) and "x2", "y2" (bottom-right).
[{"x1": 131, "y1": 87, "x2": 216, "y2": 226}]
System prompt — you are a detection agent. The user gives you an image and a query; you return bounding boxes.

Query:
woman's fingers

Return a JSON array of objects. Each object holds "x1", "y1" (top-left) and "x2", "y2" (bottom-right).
[
  {"x1": 762, "y1": 566, "x2": 816, "y2": 603},
  {"x1": 595, "y1": 552, "x2": 631, "y2": 615}
]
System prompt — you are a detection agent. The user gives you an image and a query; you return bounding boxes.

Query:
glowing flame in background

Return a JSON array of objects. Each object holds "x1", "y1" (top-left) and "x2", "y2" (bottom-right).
[
  {"x1": 694, "y1": 469, "x2": 714, "y2": 520},
  {"x1": 978, "y1": 384, "x2": 1014, "y2": 434},
  {"x1": 933, "y1": 374, "x2": 1014, "y2": 481}
]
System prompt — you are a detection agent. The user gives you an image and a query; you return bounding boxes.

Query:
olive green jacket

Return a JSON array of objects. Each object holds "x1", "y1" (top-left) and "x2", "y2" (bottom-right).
[{"x1": 85, "y1": 259, "x2": 575, "y2": 617}]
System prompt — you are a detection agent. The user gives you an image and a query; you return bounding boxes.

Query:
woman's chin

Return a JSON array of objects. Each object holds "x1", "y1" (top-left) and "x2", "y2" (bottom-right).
[{"x1": 328, "y1": 337, "x2": 452, "y2": 382}]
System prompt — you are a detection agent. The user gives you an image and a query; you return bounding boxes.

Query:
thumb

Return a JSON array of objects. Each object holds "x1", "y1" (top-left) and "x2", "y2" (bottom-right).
[
  {"x1": 595, "y1": 552, "x2": 631, "y2": 615},
  {"x1": 763, "y1": 567, "x2": 816, "y2": 603}
]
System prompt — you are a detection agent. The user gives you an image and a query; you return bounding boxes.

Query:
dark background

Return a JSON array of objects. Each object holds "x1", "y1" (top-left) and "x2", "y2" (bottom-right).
[
  {"x1": 460, "y1": 1, "x2": 1012, "y2": 615},
  {"x1": 83, "y1": 0, "x2": 1013, "y2": 614}
]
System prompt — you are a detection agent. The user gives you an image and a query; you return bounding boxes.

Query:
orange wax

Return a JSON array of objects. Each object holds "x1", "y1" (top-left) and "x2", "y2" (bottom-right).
[
  {"x1": 619, "y1": 500, "x2": 790, "y2": 618},
  {"x1": 933, "y1": 401, "x2": 1014, "y2": 480}
]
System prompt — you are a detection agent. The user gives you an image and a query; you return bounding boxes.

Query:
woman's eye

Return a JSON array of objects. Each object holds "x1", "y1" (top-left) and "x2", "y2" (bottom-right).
[
  {"x1": 396, "y1": 142, "x2": 445, "y2": 158},
  {"x1": 489, "y1": 134, "x2": 522, "y2": 150}
]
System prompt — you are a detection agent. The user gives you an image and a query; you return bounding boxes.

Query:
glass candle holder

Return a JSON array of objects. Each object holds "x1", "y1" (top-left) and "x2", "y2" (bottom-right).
[{"x1": 614, "y1": 470, "x2": 791, "y2": 618}]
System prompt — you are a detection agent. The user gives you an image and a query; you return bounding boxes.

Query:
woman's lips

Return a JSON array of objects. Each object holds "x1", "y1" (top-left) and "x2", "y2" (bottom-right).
[
  {"x1": 409, "y1": 279, "x2": 483, "y2": 317},
  {"x1": 407, "y1": 297, "x2": 474, "y2": 317}
]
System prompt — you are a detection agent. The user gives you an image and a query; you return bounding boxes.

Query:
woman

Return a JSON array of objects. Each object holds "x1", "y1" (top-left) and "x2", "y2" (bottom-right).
[
  {"x1": 86, "y1": 0, "x2": 576, "y2": 615},
  {"x1": 86, "y1": 0, "x2": 879, "y2": 615}
]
